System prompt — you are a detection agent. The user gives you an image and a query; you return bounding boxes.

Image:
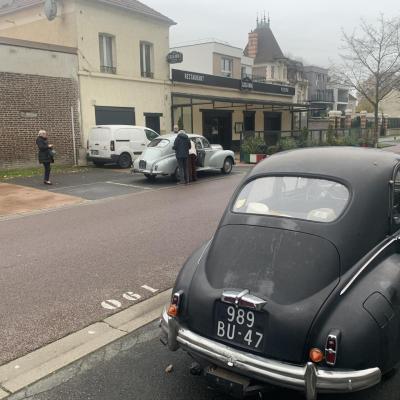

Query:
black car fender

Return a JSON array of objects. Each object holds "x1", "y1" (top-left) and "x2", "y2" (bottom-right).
[
  {"x1": 307, "y1": 250, "x2": 400, "y2": 372},
  {"x1": 172, "y1": 240, "x2": 212, "y2": 318}
]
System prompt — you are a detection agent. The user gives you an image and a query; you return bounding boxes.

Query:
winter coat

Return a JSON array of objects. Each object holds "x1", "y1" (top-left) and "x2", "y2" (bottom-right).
[
  {"x1": 172, "y1": 132, "x2": 190, "y2": 159},
  {"x1": 36, "y1": 136, "x2": 53, "y2": 164}
]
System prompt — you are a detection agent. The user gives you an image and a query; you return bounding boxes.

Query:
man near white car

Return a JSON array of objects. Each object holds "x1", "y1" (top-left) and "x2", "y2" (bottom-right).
[{"x1": 172, "y1": 130, "x2": 190, "y2": 184}]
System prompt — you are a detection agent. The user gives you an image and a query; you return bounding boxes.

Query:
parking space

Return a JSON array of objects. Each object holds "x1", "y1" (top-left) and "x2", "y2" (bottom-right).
[{"x1": 7, "y1": 166, "x2": 248, "y2": 201}]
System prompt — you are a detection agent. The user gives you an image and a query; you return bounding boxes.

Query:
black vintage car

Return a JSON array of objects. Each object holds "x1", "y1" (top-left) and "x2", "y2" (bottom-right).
[{"x1": 161, "y1": 147, "x2": 400, "y2": 399}]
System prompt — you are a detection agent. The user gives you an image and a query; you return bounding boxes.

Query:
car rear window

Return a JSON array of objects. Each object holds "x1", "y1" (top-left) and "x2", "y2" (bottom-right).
[
  {"x1": 233, "y1": 176, "x2": 349, "y2": 222},
  {"x1": 145, "y1": 129, "x2": 159, "y2": 141},
  {"x1": 148, "y1": 138, "x2": 169, "y2": 148}
]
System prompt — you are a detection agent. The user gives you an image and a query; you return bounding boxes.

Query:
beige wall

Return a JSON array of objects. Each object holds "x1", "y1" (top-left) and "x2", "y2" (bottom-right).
[
  {"x1": 76, "y1": 0, "x2": 170, "y2": 81},
  {"x1": 0, "y1": 2, "x2": 77, "y2": 47},
  {"x1": 80, "y1": 74, "x2": 171, "y2": 141},
  {"x1": 380, "y1": 90, "x2": 400, "y2": 118},
  {"x1": 212, "y1": 52, "x2": 241, "y2": 79}
]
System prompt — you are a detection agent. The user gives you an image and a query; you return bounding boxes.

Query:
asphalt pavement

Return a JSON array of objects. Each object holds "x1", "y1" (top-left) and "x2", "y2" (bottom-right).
[
  {"x1": 0, "y1": 166, "x2": 248, "y2": 366},
  {"x1": 30, "y1": 321, "x2": 400, "y2": 400}
]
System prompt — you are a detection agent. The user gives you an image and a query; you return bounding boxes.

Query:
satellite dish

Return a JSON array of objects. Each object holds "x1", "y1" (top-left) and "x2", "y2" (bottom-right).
[{"x1": 44, "y1": 0, "x2": 57, "y2": 21}]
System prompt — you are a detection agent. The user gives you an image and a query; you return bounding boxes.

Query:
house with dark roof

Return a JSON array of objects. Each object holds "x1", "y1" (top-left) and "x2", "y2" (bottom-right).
[
  {"x1": 0, "y1": 0, "x2": 175, "y2": 161},
  {"x1": 244, "y1": 16, "x2": 288, "y2": 84}
]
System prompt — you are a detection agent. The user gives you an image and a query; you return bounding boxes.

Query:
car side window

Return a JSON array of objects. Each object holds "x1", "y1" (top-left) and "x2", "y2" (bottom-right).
[
  {"x1": 194, "y1": 138, "x2": 203, "y2": 149},
  {"x1": 145, "y1": 129, "x2": 158, "y2": 141},
  {"x1": 392, "y1": 168, "x2": 400, "y2": 230},
  {"x1": 201, "y1": 137, "x2": 211, "y2": 149}
]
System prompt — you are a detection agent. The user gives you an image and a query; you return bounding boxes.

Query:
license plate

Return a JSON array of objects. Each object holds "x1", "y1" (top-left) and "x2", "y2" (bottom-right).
[
  {"x1": 91, "y1": 150, "x2": 99, "y2": 155},
  {"x1": 139, "y1": 160, "x2": 146, "y2": 169},
  {"x1": 214, "y1": 302, "x2": 265, "y2": 351}
]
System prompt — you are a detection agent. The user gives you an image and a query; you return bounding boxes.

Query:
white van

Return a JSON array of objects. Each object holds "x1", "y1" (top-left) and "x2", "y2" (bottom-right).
[{"x1": 87, "y1": 125, "x2": 159, "y2": 168}]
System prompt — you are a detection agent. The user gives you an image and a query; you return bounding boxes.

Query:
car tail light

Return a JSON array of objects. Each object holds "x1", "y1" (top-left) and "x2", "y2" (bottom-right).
[
  {"x1": 325, "y1": 330, "x2": 341, "y2": 366},
  {"x1": 167, "y1": 291, "x2": 183, "y2": 318},
  {"x1": 309, "y1": 348, "x2": 324, "y2": 363},
  {"x1": 110, "y1": 140, "x2": 115, "y2": 151}
]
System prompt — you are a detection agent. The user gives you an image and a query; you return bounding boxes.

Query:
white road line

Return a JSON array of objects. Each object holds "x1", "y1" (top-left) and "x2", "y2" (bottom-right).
[
  {"x1": 141, "y1": 285, "x2": 159, "y2": 293},
  {"x1": 101, "y1": 299, "x2": 122, "y2": 310},
  {"x1": 105, "y1": 181, "x2": 152, "y2": 190}
]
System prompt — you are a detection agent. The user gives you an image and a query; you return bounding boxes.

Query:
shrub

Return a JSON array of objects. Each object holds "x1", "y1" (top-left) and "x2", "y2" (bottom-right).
[
  {"x1": 241, "y1": 136, "x2": 266, "y2": 154},
  {"x1": 267, "y1": 145, "x2": 279, "y2": 155},
  {"x1": 280, "y1": 137, "x2": 297, "y2": 151},
  {"x1": 296, "y1": 127, "x2": 310, "y2": 148}
]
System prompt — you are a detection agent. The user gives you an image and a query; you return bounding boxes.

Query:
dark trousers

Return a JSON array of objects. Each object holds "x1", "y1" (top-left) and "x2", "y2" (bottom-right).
[
  {"x1": 176, "y1": 157, "x2": 188, "y2": 183},
  {"x1": 43, "y1": 162, "x2": 51, "y2": 182},
  {"x1": 188, "y1": 154, "x2": 197, "y2": 182}
]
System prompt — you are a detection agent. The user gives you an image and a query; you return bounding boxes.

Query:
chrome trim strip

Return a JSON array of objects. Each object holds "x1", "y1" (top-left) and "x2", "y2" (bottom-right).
[
  {"x1": 197, "y1": 239, "x2": 212, "y2": 265},
  {"x1": 340, "y1": 235, "x2": 400, "y2": 296},
  {"x1": 160, "y1": 307, "x2": 381, "y2": 396}
]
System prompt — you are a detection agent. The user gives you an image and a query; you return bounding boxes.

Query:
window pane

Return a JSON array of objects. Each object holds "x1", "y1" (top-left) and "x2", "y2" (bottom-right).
[
  {"x1": 233, "y1": 176, "x2": 349, "y2": 223},
  {"x1": 145, "y1": 129, "x2": 158, "y2": 141}
]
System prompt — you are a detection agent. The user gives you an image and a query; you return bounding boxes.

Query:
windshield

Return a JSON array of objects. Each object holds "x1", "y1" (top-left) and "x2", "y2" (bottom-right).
[
  {"x1": 148, "y1": 138, "x2": 170, "y2": 148},
  {"x1": 233, "y1": 176, "x2": 349, "y2": 223}
]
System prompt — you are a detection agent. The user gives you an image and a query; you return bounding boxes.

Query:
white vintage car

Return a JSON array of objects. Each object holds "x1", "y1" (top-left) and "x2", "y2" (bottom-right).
[{"x1": 133, "y1": 134, "x2": 235, "y2": 181}]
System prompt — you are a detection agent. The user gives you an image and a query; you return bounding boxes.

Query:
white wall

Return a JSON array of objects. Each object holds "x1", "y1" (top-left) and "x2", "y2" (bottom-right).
[{"x1": 170, "y1": 42, "x2": 214, "y2": 74}]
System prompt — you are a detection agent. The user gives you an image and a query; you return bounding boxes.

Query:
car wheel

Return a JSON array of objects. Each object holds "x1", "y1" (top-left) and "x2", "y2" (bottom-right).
[
  {"x1": 144, "y1": 174, "x2": 156, "y2": 182},
  {"x1": 118, "y1": 153, "x2": 132, "y2": 169},
  {"x1": 221, "y1": 157, "x2": 233, "y2": 174},
  {"x1": 171, "y1": 166, "x2": 180, "y2": 182}
]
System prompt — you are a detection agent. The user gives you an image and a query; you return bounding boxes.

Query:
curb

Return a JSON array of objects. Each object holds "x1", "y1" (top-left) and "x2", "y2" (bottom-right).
[{"x1": 0, "y1": 289, "x2": 172, "y2": 398}]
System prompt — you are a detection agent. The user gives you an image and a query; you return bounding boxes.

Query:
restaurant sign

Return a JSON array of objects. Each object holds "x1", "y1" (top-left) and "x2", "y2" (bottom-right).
[{"x1": 167, "y1": 51, "x2": 183, "y2": 64}]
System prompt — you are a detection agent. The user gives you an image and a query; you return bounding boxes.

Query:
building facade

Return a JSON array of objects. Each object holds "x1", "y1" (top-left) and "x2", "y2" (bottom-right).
[
  {"x1": 0, "y1": 36, "x2": 80, "y2": 168},
  {"x1": 0, "y1": 0, "x2": 175, "y2": 161},
  {"x1": 304, "y1": 65, "x2": 351, "y2": 116},
  {"x1": 171, "y1": 40, "x2": 253, "y2": 80},
  {"x1": 244, "y1": 17, "x2": 288, "y2": 85}
]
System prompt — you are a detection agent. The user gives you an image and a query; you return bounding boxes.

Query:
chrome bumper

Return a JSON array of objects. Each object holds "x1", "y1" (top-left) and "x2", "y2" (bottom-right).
[{"x1": 160, "y1": 307, "x2": 381, "y2": 400}]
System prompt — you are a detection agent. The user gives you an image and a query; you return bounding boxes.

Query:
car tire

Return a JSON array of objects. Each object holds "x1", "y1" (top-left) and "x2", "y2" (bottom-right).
[
  {"x1": 221, "y1": 157, "x2": 233, "y2": 174},
  {"x1": 171, "y1": 166, "x2": 180, "y2": 182},
  {"x1": 144, "y1": 174, "x2": 156, "y2": 182},
  {"x1": 118, "y1": 153, "x2": 132, "y2": 169}
]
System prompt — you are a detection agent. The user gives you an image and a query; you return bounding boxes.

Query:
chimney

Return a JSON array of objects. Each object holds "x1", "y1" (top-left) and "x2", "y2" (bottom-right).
[{"x1": 247, "y1": 31, "x2": 258, "y2": 59}]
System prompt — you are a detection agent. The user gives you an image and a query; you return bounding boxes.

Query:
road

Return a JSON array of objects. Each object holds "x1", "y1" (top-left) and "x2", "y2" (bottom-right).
[
  {"x1": 0, "y1": 168, "x2": 246, "y2": 366},
  {"x1": 31, "y1": 321, "x2": 400, "y2": 400}
]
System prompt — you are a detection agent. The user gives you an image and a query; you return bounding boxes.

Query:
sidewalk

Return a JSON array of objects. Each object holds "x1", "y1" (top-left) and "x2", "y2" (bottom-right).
[{"x1": 0, "y1": 183, "x2": 83, "y2": 217}]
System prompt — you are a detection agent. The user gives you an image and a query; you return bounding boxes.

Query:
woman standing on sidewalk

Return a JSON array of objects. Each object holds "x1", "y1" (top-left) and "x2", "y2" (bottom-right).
[{"x1": 36, "y1": 130, "x2": 54, "y2": 185}]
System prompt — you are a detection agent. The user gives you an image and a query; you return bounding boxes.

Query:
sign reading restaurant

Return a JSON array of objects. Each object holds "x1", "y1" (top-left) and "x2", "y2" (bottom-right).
[{"x1": 171, "y1": 69, "x2": 295, "y2": 96}]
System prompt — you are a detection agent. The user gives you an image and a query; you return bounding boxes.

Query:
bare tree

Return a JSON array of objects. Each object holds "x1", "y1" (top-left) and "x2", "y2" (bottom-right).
[{"x1": 332, "y1": 15, "x2": 400, "y2": 143}]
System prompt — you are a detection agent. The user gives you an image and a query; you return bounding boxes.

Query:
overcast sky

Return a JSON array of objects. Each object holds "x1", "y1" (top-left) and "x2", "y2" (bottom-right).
[{"x1": 145, "y1": 0, "x2": 400, "y2": 67}]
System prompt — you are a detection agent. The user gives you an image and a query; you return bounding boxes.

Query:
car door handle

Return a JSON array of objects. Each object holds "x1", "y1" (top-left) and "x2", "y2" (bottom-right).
[{"x1": 141, "y1": 143, "x2": 146, "y2": 146}]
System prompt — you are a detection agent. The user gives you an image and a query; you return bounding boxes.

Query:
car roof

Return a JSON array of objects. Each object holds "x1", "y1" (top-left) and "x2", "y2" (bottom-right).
[
  {"x1": 250, "y1": 147, "x2": 400, "y2": 184},
  {"x1": 92, "y1": 125, "x2": 156, "y2": 131},
  {"x1": 225, "y1": 147, "x2": 400, "y2": 274},
  {"x1": 153, "y1": 133, "x2": 203, "y2": 140}
]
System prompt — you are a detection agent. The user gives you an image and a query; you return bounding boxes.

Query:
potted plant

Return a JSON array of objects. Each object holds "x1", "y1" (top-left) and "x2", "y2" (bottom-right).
[{"x1": 241, "y1": 137, "x2": 267, "y2": 164}]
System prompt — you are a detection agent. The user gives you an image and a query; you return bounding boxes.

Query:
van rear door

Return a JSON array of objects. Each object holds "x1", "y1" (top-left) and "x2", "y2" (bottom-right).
[{"x1": 88, "y1": 127, "x2": 111, "y2": 158}]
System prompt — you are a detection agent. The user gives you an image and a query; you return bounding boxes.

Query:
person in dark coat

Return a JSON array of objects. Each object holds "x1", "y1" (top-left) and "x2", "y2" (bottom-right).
[
  {"x1": 36, "y1": 130, "x2": 54, "y2": 185},
  {"x1": 172, "y1": 130, "x2": 190, "y2": 184}
]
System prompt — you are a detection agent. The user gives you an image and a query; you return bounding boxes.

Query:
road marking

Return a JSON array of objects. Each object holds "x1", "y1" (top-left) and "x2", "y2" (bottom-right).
[
  {"x1": 101, "y1": 300, "x2": 122, "y2": 310},
  {"x1": 122, "y1": 292, "x2": 142, "y2": 301},
  {"x1": 105, "y1": 181, "x2": 152, "y2": 190},
  {"x1": 141, "y1": 285, "x2": 159, "y2": 293}
]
